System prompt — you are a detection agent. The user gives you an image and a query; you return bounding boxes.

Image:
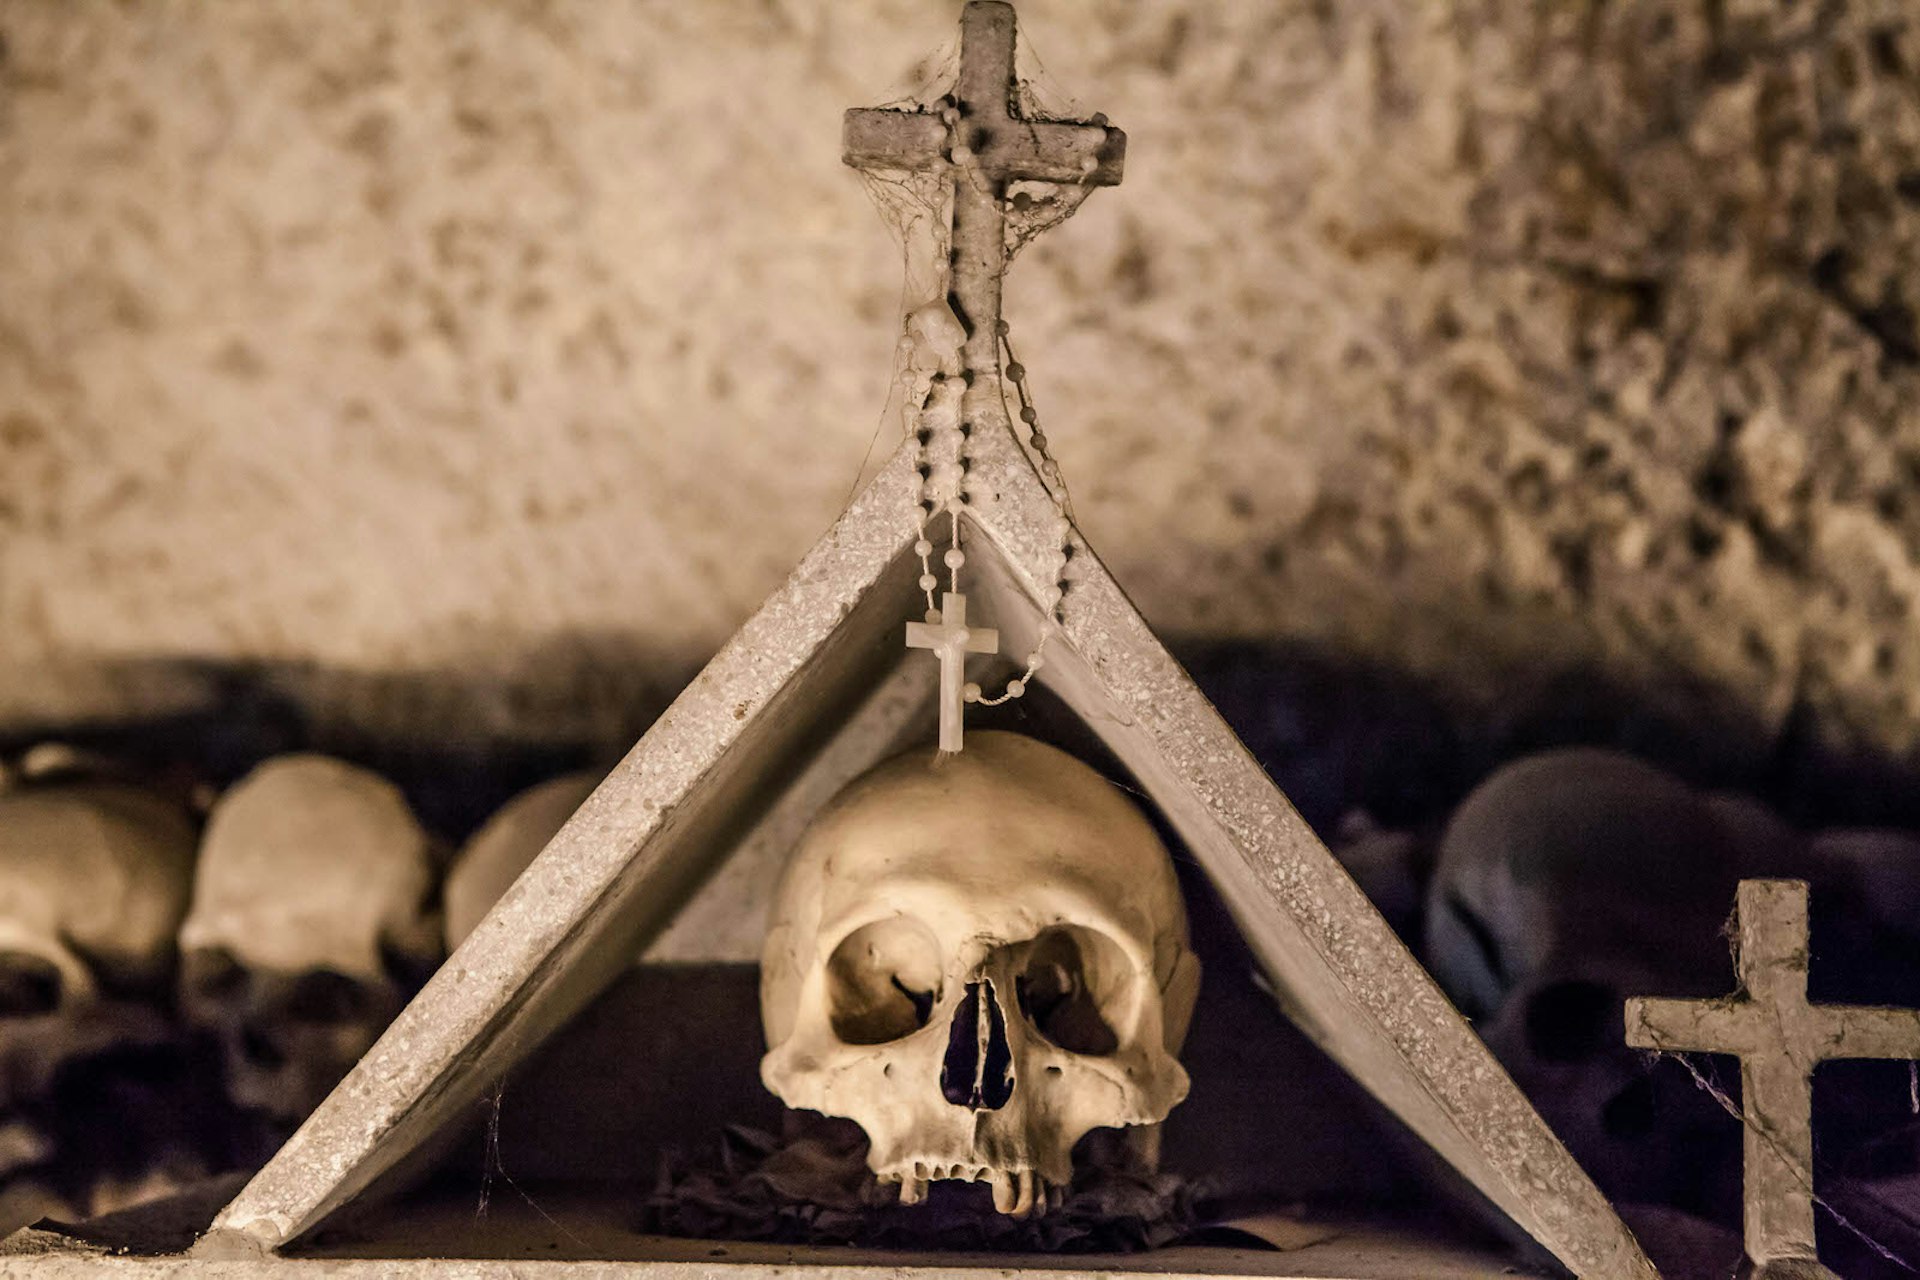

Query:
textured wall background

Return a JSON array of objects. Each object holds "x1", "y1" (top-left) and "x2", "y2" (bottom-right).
[{"x1": 5, "y1": 1, "x2": 1920, "y2": 781}]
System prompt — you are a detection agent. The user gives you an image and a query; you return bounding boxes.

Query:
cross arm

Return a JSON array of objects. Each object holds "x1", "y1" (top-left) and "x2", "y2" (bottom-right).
[
  {"x1": 976, "y1": 118, "x2": 1125, "y2": 185},
  {"x1": 1817, "y1": 1005, "x2": 1920, "y2": 1059},
  {"x1": 962, "y1": 624, "x2": 998, "y2": 654},
  {"x1": 903, "y1": 621, "x2": 999, "y2": 655},
  {"x1": 843, "y1": 108, "x2": 1126, "y2": 185},
  {"x1": 843, "y1": 109, "x2": 949, "y2": 172},
  {"x1": 1625, "y1": 995, "x2": 1764, "y2": 1057}
]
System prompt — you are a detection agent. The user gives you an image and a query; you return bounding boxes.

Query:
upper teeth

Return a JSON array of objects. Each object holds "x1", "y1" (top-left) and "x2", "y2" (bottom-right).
[{"x1": 889, "y1": 1164, "x2": 1047, "y2": 1219}]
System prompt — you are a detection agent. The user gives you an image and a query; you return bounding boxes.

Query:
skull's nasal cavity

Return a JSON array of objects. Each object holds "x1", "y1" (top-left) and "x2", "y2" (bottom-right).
[{"x1": 940, "y1": 979, "x2": 1014, "y2": 1110}]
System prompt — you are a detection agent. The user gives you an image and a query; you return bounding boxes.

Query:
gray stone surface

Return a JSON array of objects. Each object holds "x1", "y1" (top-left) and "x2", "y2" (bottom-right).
[
  {"x1": 6, "y1": 3, "x2": 1920, "y2": 772},
  {"x1": 6, "y1": 1207, "x2": 1553, "y2": 1280}
]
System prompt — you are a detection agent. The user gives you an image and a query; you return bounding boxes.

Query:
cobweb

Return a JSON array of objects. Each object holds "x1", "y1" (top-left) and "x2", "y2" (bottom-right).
[{"x1": 1005, "y1": 27, "x2": 1104, "y2": 263}]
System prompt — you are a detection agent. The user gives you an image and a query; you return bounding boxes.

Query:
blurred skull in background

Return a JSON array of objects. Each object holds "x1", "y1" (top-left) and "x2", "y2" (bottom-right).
[
  {"x1": 1423, "y1": 748, "x2": 1806, "y2": 1218},
  {"x1": 0, "y1": 771, "x2": 200, "y2": 1230},
  {"x1": 179, "y1": 755, "x2": 443, "y2": 1126}
]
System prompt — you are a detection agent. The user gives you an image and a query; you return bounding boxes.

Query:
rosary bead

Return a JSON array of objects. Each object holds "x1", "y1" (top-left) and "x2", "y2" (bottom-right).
[
  {"x1": 949, "y1": 145, "x2": 973, "y2": 165},
  {"x1": 1019, "y1": 406, "x2": 1037, "y2": 424},
  {"x1": 1005, "y1": 679, "x2": 1026, "y2": 697},
  {"x1": 963, "y1": 682, "x2": 982, "y2": 703},
  {"x1": 1005, "y1": 362, "x2": 1026, "y2": 382},
  {"x1": 918, "y1": 573, "x2": 938, "y2": 592},
  {"x1": 996, "y1": 319, "x2": 1010, "y2": 336},
  {"x1": 914, "y1": 538, "x2": 933, "y2": 557},
  {"x1": 943, "y1": 548, "x2": 966, "y2": 569},
  {"x1": 1028, "y1": 653, "x2": 1046, "y2": 672}
]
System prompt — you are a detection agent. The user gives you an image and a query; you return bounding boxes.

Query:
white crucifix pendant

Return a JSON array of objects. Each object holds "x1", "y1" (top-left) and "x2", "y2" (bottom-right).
[{"x1": 905, "y1": 590, "x2": 999, "y2": 753}]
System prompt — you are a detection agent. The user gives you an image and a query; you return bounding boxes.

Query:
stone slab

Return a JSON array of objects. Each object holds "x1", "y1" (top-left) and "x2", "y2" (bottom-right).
[{"x1": 184, "y1": 400, "x2": 1652, "y2": 1276}]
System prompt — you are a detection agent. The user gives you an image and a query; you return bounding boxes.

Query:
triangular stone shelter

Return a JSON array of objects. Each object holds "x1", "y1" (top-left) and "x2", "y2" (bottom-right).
[{"x1": 185, "y1": 5, "x2": 1652, "y2": 1277}]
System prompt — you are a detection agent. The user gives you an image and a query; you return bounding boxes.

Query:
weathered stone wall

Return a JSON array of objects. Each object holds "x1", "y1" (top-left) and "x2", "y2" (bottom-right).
[{"x1": 5, "y1": 2, "x2": 1919, "y2": 775}]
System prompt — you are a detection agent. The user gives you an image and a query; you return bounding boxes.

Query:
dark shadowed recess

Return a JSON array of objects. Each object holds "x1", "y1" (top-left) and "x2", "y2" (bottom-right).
[
  {"x1": 1176, "y1": 639, "x2": 1920, "y2": 835},
  {"x1": 8, "y1": 636, "x2": 1920, "y2": 847},
  {"x1": 18, "y1": 640, "x2": 1920, "y2": 1274}
]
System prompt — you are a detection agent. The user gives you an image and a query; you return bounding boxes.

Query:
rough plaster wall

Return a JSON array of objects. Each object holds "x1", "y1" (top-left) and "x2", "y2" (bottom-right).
[{"x1": 5, "y1": 1, "x2": 1920, "y2": 770}]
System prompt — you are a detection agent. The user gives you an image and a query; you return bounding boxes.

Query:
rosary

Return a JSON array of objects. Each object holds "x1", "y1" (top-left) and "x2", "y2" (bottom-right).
[
  {"x1": 847, "y1": 3, "x2": 1119, "y2": 753},
  {"x1": 903, "y1": 318, "x2": 1072, "y2": 751}
]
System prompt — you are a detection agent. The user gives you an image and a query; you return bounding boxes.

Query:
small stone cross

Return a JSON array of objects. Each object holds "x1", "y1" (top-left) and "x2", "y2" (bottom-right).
[
  {"x1": 1625, "y1": 879, "x2": 1920, "y2": 1276},
  {"x1": 905, "y1": 591, "x2": 998, "y2": 753},
  {"x1": 843, "y1": 0, "x2": 1124, "y2": 418}
]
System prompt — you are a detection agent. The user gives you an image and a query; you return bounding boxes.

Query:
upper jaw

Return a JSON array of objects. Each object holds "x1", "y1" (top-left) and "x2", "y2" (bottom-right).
[{"x1": 881, "y1": 1159, "x2": 1050, "y2": 1218}]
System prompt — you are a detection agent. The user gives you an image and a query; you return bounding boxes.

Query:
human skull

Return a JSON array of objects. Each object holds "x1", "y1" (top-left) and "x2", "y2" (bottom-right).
[
  {"x1": 1424, "y1": 748, "x2": 1805, "y2": 1213},
  {"x1": 179, "y1": 755, "x2": 443, "y2": 1123},
  {"x1": 760, "y1": 732, "x2": 1199, "y2": 1217},
  {"x1": 0, "y1": 780, "x2": 197, "y2": 1185}
]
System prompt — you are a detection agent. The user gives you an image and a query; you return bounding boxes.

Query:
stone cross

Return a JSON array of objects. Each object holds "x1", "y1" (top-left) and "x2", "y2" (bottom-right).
[
  {"x1": 1625, "y1": 879, "x2": 1920, "y2": 1276},
  {"x1": 906, "y1": 591, "x2": 999, "y2": 753},
  {"x1": 843, "y1": 0, "x2": 1124, "y2": 434}
]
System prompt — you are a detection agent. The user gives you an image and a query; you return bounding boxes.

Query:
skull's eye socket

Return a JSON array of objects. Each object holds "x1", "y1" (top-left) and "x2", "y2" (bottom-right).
[
  {"x1": 826, "y1": 918, "x2": 943, "y2": 1045},
  {"x1": 1017, "y1": 926, "x2": 1127, "y2": 1056},
  {"x1": 184, "y1": 947, "x2": 249, "y2": 1000},
  {"x1": 285, "y1": 970, "x2": 371, "y2": 1024},
  {"x1": 0, "y1": 951, "x2": 63, "y2": 1016}
]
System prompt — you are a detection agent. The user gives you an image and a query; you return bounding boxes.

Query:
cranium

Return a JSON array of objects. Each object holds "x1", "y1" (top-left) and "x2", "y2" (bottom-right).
[
  {"x1": 0, "y1": 778, "x2": 198, "y2": 1215},
  {"x1": 179, "y1": 755, "x2": 443, "y2": 1124},
  {"x1": 760, "y1": 731, "x2": 1199, "y2": 1217},
  {"x1": 1424, "y1": 748, "x2": 1805, "y2": 1214}
]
